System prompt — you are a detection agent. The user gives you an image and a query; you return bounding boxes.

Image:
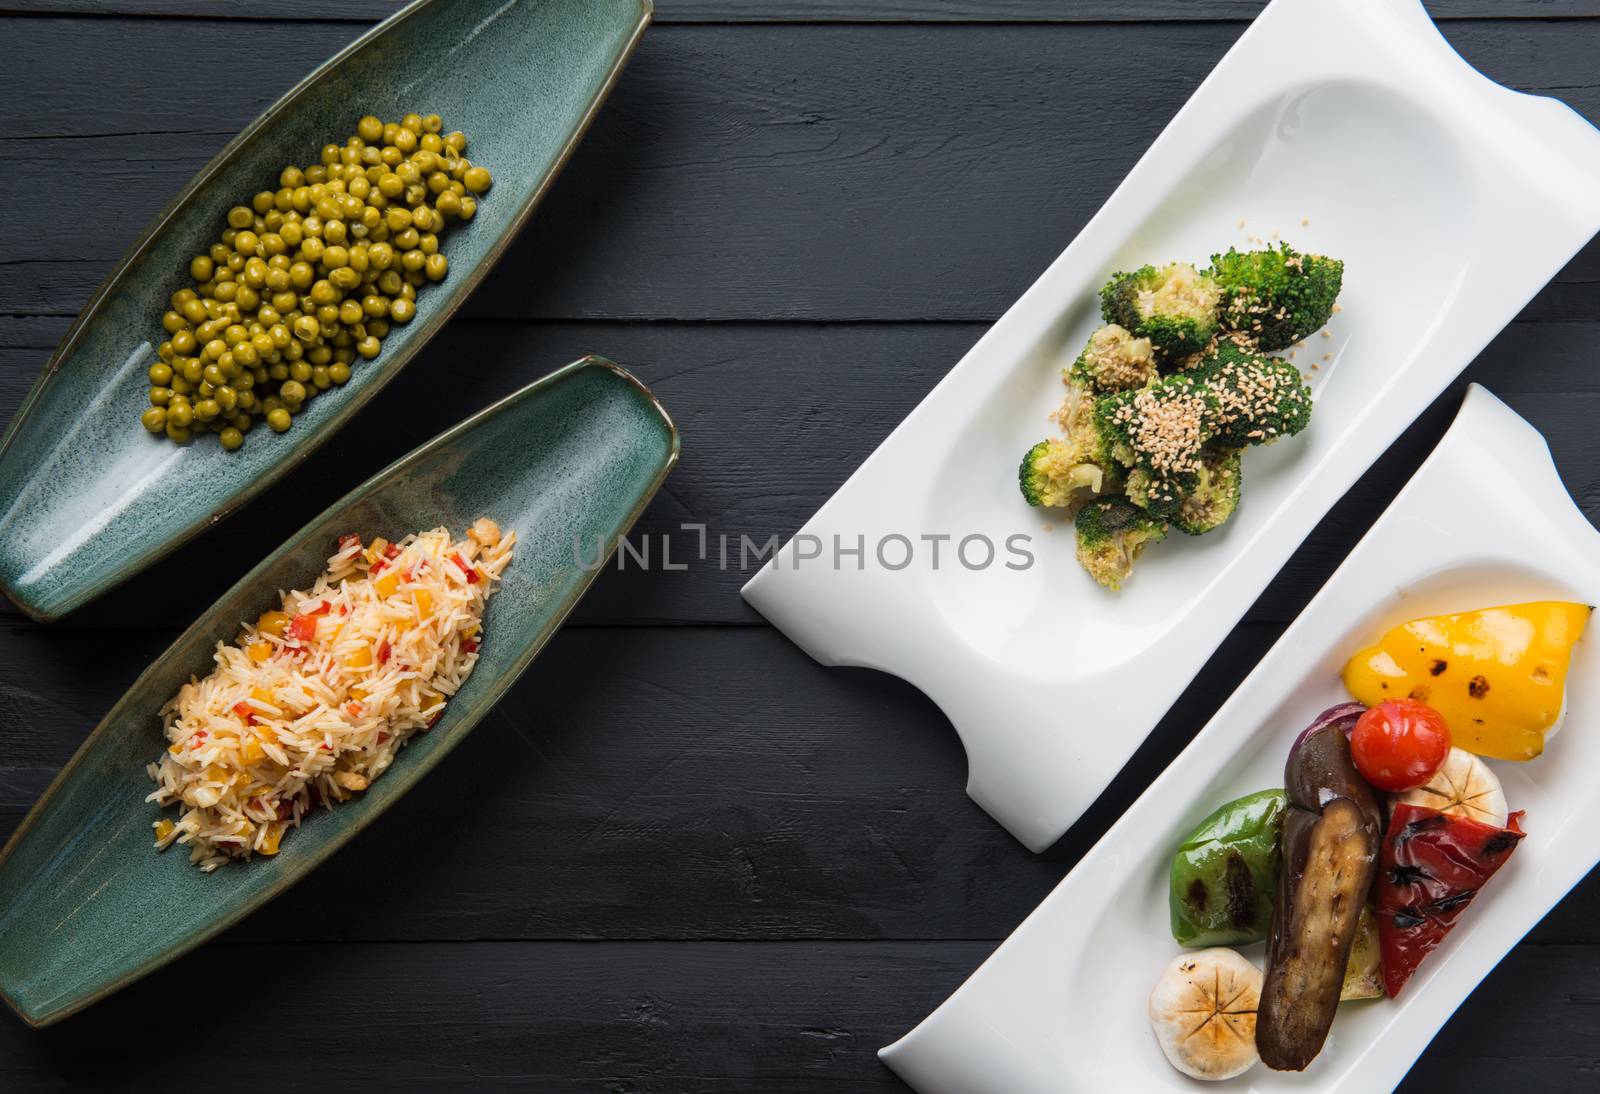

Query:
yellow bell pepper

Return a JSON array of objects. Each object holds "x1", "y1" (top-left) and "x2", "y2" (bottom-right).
[{"x1": 1344, "y1": 601, "x2": 1591, "y2": 761}]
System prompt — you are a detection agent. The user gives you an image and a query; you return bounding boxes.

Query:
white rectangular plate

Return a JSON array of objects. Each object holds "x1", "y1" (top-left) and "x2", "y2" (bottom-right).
[
  {"x1": 741, "y1": 0, "x2": 1600, "y2": 851},
  {"x1": 878, "y1": 386, "x2": 1600, "y2": 1093}
]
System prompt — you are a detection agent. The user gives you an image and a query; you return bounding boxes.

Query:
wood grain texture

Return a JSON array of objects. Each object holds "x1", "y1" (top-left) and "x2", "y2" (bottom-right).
[
  {"x1": 4, "y1": 3, "x2": 1600, "y2": 1090},
  {"x1": 0, "y1": 939, "x2": 1594, "y2": 1091},
  {"x1": 6, "y1": 19, "x2": 1600, "y2": 320},
  {"x1": 4, "y1": 0, "x2": 1599, "y2": 23},
  {"x1": 2, "y1": 317, "x2": 1597, "y2": 629}
]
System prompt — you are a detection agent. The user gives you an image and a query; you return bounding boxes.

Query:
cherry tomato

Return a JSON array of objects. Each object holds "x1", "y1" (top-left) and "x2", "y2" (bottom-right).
[{"x1": 1350, "y1": 699, "x2": 1451, "y2": 791}]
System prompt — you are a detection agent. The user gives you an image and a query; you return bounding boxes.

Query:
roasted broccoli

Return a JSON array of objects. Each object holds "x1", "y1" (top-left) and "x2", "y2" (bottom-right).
[
  {"x1": 1069, "y1": 323, "x2": 1159, "y2": 393},
  {"x1": 1075, "y1": 496, "x2": 1168, "y2": 589},
  {"x1": 1192, "y1": 340, "x2": 1313, "y2": 447},
  {"x1": 1018, "y1": 424, "x2": 1117, "y2": 509},
  {"x1": 1100, "y1": 262, "x2": 1221, "y2": 359},
  {"x1": 1094, "y1": 374, "x2": 1216, "y2": 517},
  {"x1": 1174, "y1": 446, "x2": 1244, "y2": 535},
  {"x1": 1209, "y1": 243, "x2": 1343, "y2": 351}
]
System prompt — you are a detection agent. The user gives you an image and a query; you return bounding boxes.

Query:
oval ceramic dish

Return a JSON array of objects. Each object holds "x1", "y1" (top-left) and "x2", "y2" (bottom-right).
[
  {"x1": 880, "y1": 386, "x2": 1600, "y2": 1092},
  {"x1": 742, "y1": 0, "x2": 1600, "y2": 852},
  {"x1": 0, "y1": 357, "x2": 678, "y2": 1027},
  {"x1": 0, "y1": 0, "x2": 651, "y2": 623}
]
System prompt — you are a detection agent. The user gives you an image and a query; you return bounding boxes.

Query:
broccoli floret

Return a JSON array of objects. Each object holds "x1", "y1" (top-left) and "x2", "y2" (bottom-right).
[
  {"x1": 1069, "y1": 324, "x2": 1159, "y2": 393},
  {"x1": 1075, "y1": 496, "x2": 1168, "y2": 589},
  {"x1": 1208, "y1": 243, "x2": 1343, "y2": 351},
  {"x1": 1191, "y1": 340, "x2": 1313, "y2": 447},
  {"x1": 1094, "y1": 373, "x2": 1216, "y2": 517},
  {"x1": 1018, "y1": 432, "x2": 1115, "y2": 509},
  {"x1": 1099, "y1": 262, "x2": 1221, "y2": 359},
  {"x1": 1174, "y1": 446, "x2": 1243, "y2": 535}
]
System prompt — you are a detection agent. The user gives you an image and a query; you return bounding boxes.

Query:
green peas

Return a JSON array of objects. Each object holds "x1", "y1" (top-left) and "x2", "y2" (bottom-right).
[{"x1": 147, "y1": 113, "x2": 487, "y2": 448}]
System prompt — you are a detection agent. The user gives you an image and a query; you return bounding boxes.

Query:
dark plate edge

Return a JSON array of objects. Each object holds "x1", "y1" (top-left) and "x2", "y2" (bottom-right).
[
  {"x1": 0, "y1": 0, "x2": 656, "y2": 623},
  {"x1": 0, "y1": 355, "x2": 679, "y2": 1027}
]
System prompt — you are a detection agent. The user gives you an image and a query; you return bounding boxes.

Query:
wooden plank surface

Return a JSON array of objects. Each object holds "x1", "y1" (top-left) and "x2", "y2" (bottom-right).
[
  {"x1": 7, "y1": 19, "x2": 1600, "y2": 321},
  {"x1": 4, "y1": 1, "x2": 1600, "y2": 1091},
  {"x1": 2, "y1": 317, "x2": 1597, "y2": 628},
  {"x1": 4, "y1": 0, "x2": 1600, "y2": 22},
  {"x1": 0, "y1": 940, "x2": 1595, "y2": 1091}
]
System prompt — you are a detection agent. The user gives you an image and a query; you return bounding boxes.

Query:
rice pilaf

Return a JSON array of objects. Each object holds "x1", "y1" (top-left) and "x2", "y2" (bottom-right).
[{"x1": 147, "y1": 518, "x2": 514, "y2": 870}]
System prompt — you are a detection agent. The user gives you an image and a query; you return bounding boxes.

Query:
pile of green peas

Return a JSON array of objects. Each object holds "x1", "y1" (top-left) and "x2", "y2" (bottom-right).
[{"x1": 140, "y1": 112, "x2": 493, "y2": 450}]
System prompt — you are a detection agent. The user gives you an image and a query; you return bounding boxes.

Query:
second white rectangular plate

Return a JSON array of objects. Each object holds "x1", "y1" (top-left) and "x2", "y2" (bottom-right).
[
  {"x1": 741, "y1": 0, "x2": 1600, "y2": 851},
  {"x1": 879, "y1": 386, "x2": 1600, "y2": 1092}
]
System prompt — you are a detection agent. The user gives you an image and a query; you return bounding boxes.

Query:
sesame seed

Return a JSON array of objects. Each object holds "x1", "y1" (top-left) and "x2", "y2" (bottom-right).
[
  {"x1": 1237, "y1": 218, "x2": 1246, "y2": 229},
  {"x1": 1320, "y1": 329, "x2": 1331, "y2": 339},
  {"x1": 1300, "y1": 217, "x2": 1310, "y2": 227}
]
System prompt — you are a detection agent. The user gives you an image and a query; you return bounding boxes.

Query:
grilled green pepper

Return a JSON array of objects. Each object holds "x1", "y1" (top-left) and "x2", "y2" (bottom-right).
[{"x1": 1169, "y1": 788, "x2": 1286, "y2": 946}]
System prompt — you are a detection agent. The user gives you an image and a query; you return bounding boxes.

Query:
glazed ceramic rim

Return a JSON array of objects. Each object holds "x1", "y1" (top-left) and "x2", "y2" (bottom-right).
[
  {"x1": 0, "y1": 0, "x2": 655, "y2": 623},
  {"x1": 0, "y1": 356, "x2": 679, "y2": 1027}
]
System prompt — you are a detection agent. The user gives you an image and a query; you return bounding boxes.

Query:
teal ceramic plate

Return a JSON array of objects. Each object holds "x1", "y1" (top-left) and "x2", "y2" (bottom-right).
[
  {"x1": 0, "y1": 0, "x2": 651, "y2": 622},
  {"x1": 0, "y1": 357, "x2": 678, "y2": 1027}
]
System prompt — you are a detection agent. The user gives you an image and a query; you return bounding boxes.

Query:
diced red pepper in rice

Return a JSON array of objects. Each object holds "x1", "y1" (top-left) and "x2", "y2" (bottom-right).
[
  {"x1": 231, "y1": 701, "x2": 258, "y2": 725},
  {"x1": 461, "y1": 638, "x2": 479, "y2": 653},
  {"x1": 377, "y1": 639, "x2": 391, "y2": 665},
  {"x1": 288, "y1": 613, "x2": 319, "y2": 642},
  {"x1": 338, "y1": 533, "x2": 361, "y2": 550}
]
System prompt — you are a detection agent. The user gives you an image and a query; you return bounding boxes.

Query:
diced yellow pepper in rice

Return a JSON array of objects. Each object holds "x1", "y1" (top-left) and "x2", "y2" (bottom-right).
[
  {"x1": 153, "y1": 819, "x2": 175, "y2": 843},
  {"x1": 250, "y1": 686, "x2": 273, "y2": 704},
  {"x1": 348, "y1": 685, "x2": 367, "y2": 701},
  {"x1": 345, "y1": 645, "x2": 374, "y2": 669},
  {"x1": 420, "y1": 689, "x2": 444, "y2": 710},
  {"x1": 365, "y1": 538, "x2": 389, "y2": 565},
  {"x1": 375, "y1": 571, "x2": 401, "y2": 598},
  {"x1": 414, "y1": 589, "x2": 434, "y2": 618},
  {"x1": 259, "y1": 823, "x2": 283, "y2": 856},
  {"x1": 256, "y1": 610, "x2": 291, "y2": 637},
  {"x1": 247, "y1": 641, "x2": 272, "y2": 663},
  {"x1": 241, "y1": 737, "x2": 264, "y2": 764}
]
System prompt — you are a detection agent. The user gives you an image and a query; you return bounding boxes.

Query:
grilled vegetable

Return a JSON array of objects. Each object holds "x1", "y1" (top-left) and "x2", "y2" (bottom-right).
[
  {"x1": 1169, "y1": 789, "x2": 1286, "y2": 947},
  {"x1": 1148, "y1": 948, "x2": 1262, "y2": 1081},
  {"x1": 1343, "y1": 601, "x2": 1591, "y2": 761},
  {"x1": 1340, "y1": 904, "x2": 1384, "y2": 1001},
  {"x1": 1256, "y1": 715, "x2": 1383, "y2": 1071},
  {"x1": 1392, "y1": 746, "x2": 1508, "y2": 828},
  {"x1": 1376, "y1": 804, "x2": 1525, "y2": 998}
]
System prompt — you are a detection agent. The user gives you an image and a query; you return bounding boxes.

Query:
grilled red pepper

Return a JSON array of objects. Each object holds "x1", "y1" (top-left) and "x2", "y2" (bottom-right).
[{"x1": 1375, "y1": 803, "x2": 1525, "y2": 998}]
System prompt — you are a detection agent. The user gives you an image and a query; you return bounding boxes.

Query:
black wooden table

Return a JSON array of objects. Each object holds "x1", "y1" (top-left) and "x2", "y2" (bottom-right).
[{"x1": 3, "y1": 2, "x2": 1600, "y2": 1089}]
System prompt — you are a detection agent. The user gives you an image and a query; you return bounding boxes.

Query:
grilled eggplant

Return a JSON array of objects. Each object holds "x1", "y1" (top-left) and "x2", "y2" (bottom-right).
[{"x1": 1256, "y1": 712, "x2": 1383, "y2": 1071}]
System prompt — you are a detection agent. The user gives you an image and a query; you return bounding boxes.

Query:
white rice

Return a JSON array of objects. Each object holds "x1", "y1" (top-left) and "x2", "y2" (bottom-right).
[{"x1": 146, "y1": 518, "x2": 515, "y2": 871}]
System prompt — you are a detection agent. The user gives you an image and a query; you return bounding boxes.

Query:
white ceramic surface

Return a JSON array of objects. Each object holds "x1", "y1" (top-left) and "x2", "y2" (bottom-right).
[
  {"x1": 740, "y1": 0, "x2": 1600, "y2": 852},
  {"x1": 878, "y1": 385, "x2": 1600, "y2": 1093}
]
